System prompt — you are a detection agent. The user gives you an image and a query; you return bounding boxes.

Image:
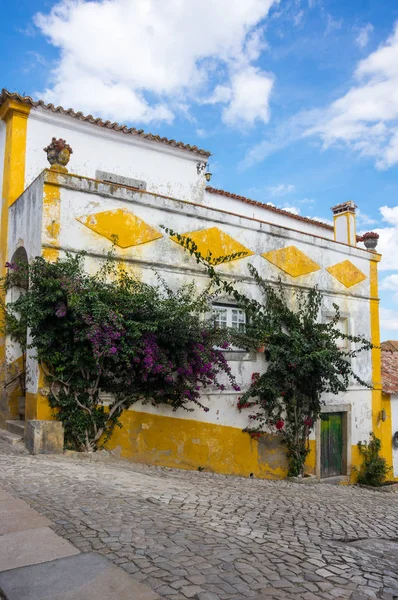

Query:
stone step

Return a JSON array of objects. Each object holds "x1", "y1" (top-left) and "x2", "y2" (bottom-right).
[
  {"x1": 0, "y1": 428, "x2": 23, "y2": 446},
  {"x1": 6, "y1": 420, "x2": 25, "y2": 437}
]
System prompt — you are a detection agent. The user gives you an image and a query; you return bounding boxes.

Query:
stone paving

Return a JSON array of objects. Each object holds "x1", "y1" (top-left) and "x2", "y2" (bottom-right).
[{"x1": 0, "y1": 441, "x2": 397, "y2": 600}]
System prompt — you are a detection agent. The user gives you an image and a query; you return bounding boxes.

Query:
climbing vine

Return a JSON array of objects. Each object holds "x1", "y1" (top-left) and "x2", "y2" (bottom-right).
[{"x1": 165, "y1": 228, "x2": 374, "y2": 477}]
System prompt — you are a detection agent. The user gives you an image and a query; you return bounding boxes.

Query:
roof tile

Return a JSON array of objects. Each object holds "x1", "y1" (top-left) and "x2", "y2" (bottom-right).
[
  {"x1": 0, "y1": 89, "x2": 211, "y2": 157},
  {"x1": 206, "y1": 186, "x2": 334, "y2": 231},
  {"x1": 381, "y1": 340, "x2": 398, "y2": 352},
  {"x1": 382, "y1": 348, "x2": 398, "y2": 394}
]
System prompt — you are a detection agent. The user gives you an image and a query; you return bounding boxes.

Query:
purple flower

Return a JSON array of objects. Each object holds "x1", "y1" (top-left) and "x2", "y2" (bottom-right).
[
  {"x1": 5, "y1": 262, "x2": 17, "y2": 270},
  {"x1": 55, "y1": 303, "x2": 67, "y2": 318},
  {"x1": 109, "y1": 346, "x2": 117, "y2": 355}
]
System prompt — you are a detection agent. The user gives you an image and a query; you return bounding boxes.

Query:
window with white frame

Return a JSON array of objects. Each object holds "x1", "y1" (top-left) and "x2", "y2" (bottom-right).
[
  {"x1": 326, "y1": 315, "x2": 349, "y2": 351},
  {"x1": 213, "y1": 305, "x2": 246, "y2": 333}
]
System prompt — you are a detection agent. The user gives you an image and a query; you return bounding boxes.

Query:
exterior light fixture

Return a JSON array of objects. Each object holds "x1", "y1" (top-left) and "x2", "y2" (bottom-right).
[
  {"x1": 380, "y1": 409, "x2": 387, "y2": 422},
  {"x1": 197, "y1": 161, "x2": 212, "y2": 181}
]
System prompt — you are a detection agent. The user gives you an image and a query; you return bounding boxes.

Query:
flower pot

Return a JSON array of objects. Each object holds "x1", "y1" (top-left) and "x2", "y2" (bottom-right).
[
  {"x1": 363, "y1": 237, "x2": 378, "y2": 250},
  {"x1": 257, "y1": 345, "x2": 265, "y2": 353}
]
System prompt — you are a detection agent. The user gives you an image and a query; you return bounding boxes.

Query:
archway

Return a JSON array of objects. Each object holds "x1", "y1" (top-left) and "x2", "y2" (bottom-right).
[{"x1": 5, "y1": 247, "x2": 28, "y2": 420}]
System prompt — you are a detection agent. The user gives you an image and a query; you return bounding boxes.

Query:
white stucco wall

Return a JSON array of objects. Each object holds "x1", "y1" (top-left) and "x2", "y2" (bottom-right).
[
  {"x1": 204, "y1": 190, "x2": 335, "y2": 240},
  {"x1": 7, "y1": 175, "x2": 44, "y2": 389},
  {"x1": 391, "y1": 394, "x2": 398, "y2": 477},
  {"x1": 41, "y1": 173, "x2": 375, "y2": 440},
  {"x1": 25, "y1": 107, "x2": 207, "y2": 204},
  {"x1": 8, "y1": 174, "x2": 44, "y2": 263}
]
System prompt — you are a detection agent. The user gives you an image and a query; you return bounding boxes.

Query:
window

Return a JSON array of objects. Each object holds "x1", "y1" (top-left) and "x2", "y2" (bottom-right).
[
  {"x1": 213, "y1": 305, "x2": 246, "y2": 333},
  {"x1": 326, "y1": 315, "x2": 349, "y2": 351}
]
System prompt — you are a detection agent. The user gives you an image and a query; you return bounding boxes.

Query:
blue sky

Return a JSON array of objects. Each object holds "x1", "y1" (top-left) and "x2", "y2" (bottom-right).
[{"x1": 2, "y1": 0, "x2": 398, "y2": 340}]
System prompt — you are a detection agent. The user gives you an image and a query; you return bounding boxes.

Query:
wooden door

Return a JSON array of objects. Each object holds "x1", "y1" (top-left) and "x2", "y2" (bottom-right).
[{"x1": 321, "y1": 413, "x2": 343, "y2": 478}]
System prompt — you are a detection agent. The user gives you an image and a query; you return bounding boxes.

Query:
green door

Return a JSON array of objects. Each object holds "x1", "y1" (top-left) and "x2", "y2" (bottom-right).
[{"x1": 321, "y1": 413, "x2": 343, "y2": 478}]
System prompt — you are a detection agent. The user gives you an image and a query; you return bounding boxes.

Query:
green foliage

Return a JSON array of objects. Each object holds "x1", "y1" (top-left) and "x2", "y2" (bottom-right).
[
  {"x1": 165, "y1": 227, "x2": 374, "y2": 477},
  {"x1": 2, "y1": 253, "x2": 238, "y2": 452},
  {"x1": 354, "y1": 432, "x2": 392, "y2": 486}
]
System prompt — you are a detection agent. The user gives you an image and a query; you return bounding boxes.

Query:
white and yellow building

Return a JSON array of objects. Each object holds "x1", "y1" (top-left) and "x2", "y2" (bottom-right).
[{"x1": 0, "y1": 89, "x2": 395, "y2": 481}]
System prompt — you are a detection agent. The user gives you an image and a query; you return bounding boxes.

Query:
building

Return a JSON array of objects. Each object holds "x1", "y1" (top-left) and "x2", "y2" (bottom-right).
[
  {"x1": 381, "y1": 343, "x2": 398, "y2": 478},
  {"x1": 0, "y1": 89, "x2": 394, "y2": 481}
]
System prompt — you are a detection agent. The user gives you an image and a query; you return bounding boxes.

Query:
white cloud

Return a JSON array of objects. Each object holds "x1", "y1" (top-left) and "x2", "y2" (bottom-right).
[
  {"x1": 355, "y1": 23, "x2": 374, "y2": 49},
  {"x1": 356, "y1": 208, "x2": 377, "y2": 227},
  {"x1": 268, "y1": 183, "x2": 295, "y2": 196},
  {"x1": 307, "y1": 21, "x2": 398, "y2": 169},
  {"x1": 221, "y1": 68, "x2": 274, "y2": 127},
  {"x1": 380, "y1": 275, "x2": 398, "y2": 304},
  {"x1": 240, "y1": 108, "x2": 321, "y2": 169},
  {"x1": 293, "y1": 10, "x2": 304, "y2": 27},
  {"x1": 358, "y1": 205, "x2": 398, "y2": 271},
  {"x1": 34, "y1": 0, "x2": 277, "y2": 126},
  {"x1": 281, "y1": 205, "x2": 300, "y2": 215},
  {"x1": 380, "y1": 308, "x2": 398, "y2": 332},
  {"x1": 325, "y1": 14, "x2": 343, "y2": 36}
]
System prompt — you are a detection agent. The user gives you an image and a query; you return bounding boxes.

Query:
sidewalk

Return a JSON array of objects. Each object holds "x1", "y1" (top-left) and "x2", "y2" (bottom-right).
[{"x1": 0, "y1": 487, "x2": 159, "y2": 600}]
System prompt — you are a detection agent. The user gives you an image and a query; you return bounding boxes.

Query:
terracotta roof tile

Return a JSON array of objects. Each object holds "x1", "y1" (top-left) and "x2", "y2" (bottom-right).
[
  {"x1": 0, "y1": 89, "x2": 211, "y2": 157},
  {"x1": 381, "y1": 340, "x2": 398, "y2": 352},
  {"x1": 206, "y1": 187, "x2": 334, "y2": 231},
  {"x1": 382, "y1": 349, "x2": 398, "y2": 394}
]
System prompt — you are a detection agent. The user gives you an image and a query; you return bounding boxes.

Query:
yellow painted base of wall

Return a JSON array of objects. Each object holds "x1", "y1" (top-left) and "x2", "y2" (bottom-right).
[
  {"x1": 21, "y1": 394, "x2": 394, "y2": 482},
  {"x1": 25, "y1": 392, "x2": 56, "y2": 421},
  {"x1": 0, "y1": 356, "x2": 24, "y2": 426},
  {"x1": 105, "y1": 409, "x2": 316, "y2": 480}
]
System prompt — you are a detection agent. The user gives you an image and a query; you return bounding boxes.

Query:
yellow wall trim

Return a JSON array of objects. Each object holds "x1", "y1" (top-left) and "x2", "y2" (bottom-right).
[
  {"x1": 42, "y1": 173, "x2": 62, "y2": 262},
  {"x1": 0, "y1": 99, "x2": 30, "y2": 405},
  {"x1": 370, "y1": 259, "x2": 394, "y2": 475}
]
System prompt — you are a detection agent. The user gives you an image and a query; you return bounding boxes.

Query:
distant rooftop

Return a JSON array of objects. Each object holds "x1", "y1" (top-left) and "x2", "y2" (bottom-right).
[
  {"x1": 382, "y1": 344, "x2": 398, "y2": 394},
  {"x1": 381, "y1": 340, "x2": 398, "y2": 352},
  {"x1": 206, "y1": 187, "x2": 334, "y2": 232}
]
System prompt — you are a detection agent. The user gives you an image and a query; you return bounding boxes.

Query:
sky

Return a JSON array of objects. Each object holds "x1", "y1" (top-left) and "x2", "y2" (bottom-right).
[{"x1": 1, "y1": 0, "x2": 398, "y2": 340}]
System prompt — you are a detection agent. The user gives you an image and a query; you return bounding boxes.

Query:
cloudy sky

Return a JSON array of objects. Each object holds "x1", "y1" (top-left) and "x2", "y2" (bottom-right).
[{"x1": 2, "y1": 0, "x2": 398, "y2": 340}]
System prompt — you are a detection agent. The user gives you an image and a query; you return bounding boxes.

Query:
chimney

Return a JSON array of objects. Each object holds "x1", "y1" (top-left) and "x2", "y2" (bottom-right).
[{"x1": 331, "y1": 201, "x2": 357, "y2": 246}]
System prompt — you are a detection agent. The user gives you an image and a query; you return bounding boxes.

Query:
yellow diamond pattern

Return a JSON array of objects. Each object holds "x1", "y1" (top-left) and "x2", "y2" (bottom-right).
[
  {"x1": 327, "y1": 260, "x2": 367, "y2": 288},
  {"x1": 76, "y1": 208, "x2": 163, "y2": 248},
  {"x1": 172, "y1": 227, "x2": 254, "y2": 264},
  {"x1": 261, "y1": 245, "x2": 321, "y2": 278}
]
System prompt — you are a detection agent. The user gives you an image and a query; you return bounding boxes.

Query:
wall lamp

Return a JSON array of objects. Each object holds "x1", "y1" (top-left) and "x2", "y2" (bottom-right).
[{"x1": 197, "y1": 162, "x2": 212, "y2": 182}]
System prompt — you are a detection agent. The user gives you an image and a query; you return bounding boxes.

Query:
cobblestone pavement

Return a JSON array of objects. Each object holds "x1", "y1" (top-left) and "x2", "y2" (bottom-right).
[{"x1": 0, "y1": 442, "x2": 397, "y2": 600}]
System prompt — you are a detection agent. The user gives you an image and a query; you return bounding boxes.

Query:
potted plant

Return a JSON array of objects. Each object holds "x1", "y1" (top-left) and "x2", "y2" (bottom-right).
[{"x1": 361, "y1": 231, "x2": 379, "y2": 250}]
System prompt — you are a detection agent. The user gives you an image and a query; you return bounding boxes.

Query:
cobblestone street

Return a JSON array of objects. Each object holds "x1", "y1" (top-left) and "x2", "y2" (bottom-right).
[{"x1": 0, "y1": 441, "x2": 397, "y2": 600}]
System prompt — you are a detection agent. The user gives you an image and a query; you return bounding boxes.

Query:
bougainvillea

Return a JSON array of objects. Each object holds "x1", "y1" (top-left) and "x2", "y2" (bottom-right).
[{"x1": 2, "y1": 254, "x2": 238, "y2": 451}]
